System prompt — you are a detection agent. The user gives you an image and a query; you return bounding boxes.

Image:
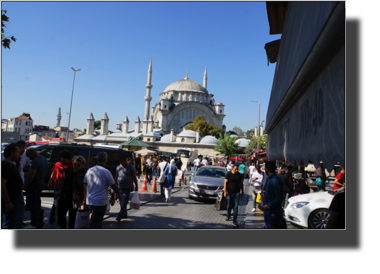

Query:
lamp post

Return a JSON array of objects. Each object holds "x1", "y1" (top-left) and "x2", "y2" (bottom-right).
[
  {"x1": 251, "y1": 100, "x2": 260, "y2": 149},
  {"x1": 66, "y1": 67, "x2": 81, "y2": 142}
]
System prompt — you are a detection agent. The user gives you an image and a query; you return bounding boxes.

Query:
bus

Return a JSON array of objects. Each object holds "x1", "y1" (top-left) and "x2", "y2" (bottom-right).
[{"x1": 176, "y1": 148, "x2": 198, "y2": 171}]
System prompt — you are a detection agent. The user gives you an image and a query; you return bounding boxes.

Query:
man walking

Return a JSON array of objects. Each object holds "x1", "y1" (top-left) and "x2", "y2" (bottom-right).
[
  {"x1": 114, "y1": 156, "x2": 138, "y2": 221},
  {"x1": 134, "y1": 154, "x2": 142, "y2": 179},
  {"x1": 259, "y1": 161, "x2": 284, "y2": 229},
  {"x1": 158, "y1": 157, "x2": 168, "y2": 197},
  {"x1": 1, "y1": 143, "x2": 25, "y2": 229},
  {"x1": 223, "y1": 161, "x2": 244, "y2": 227},
  {"x1": 193, "y1": 157, "x2": 200, "y2": 173},
  {"x1": 24, "y1": 147, "x2": 48, "y2": 228},
  {"x1": 83, "y1": 152, "x2": 122, "y2": 229},
  {"x1": 145, "y1": 155, "x2": 153, "y2": 184}
]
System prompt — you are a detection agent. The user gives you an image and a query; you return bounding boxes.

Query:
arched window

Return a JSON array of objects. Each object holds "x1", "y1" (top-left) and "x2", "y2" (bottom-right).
[
  {"x1": 220, "y1": 110, "x2": 222, "y2": 113},
  {"x1": 181, "y1": 138, "x2": 185, "y2": 143},
  {"x1": 147, "y1": 138, "x2": 151, "y2": 142},
  {"x1": 164, "y1": 105, "x2": 167, "y2": 109}
]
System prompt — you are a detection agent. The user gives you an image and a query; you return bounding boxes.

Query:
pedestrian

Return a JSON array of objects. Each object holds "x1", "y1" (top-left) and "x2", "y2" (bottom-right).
[
  {"x1": 285, "y1": 165, "x2": 295, "y2": 197},
  {"x1": 333, "y1": 166, "x2": 345, "y2": 190},
  {"x1": 57, "y1": 156, "x2": 88, "y2": 229},
  {"x1": 152, "y1": 155, "x2": 159, "y2": 179},
  {"x1": 239, "y1": 161, "x2": 246, "y2": 178},
  {"x1": 202, "y1": 157, "x2": 208, "y2": 166},
  {"x1": 250, "y1": 164, "x2": 265, "y2": 212},
  {"x1": 158, "y1": 157, "x2": 168, "y2": 197},
  {"x1": 134, "y1": 154, "x2": 142, "y2": 179},
  {"x1": 15, "y1": 140, "x2": 28, "y2": 226},
  {"x1": 259, "y1": 161, "x2": 284, "y2": 229},
  {"x1": 1, "y1": 143, "x2": 25, "y2": 229},
  {"x1": 277, "y1": 168, "x2": 289, "y2": 208},
  {"x1": 47, "y1": 149, "x2": 73, "y2": 224},
  {"x1": 114, "y1": 156, "x2": 138, "y2": 222},
  {"x1": 175, "y1": 157, "x2": 182, "y2": 170},
  {"x1": 248, "y1": 162, "x2": 256, "y2": 185},
  {"x1": 193, "y1": 157, "x2": 200, "y2": 173},
  {"x1": 223, "y1": 161, "x2": 244, "y2": 227},
  {"x1": 91, "y1": 157, "x2": 97, "y2": 167},
  {"x1": 326, "y1": 190, "x2": 345, "y2": 229},
  {"x1": 145, "y1": 155, "x2": 153, "y2": 184},
  {"x1": 314, "y1": 161, "x2": 327, "y2": 192},
  {"x1": 219, "y1": 161, "x2": 225, "y2": 167},
  {"x1": 83, "y1": 152, "x2": 122, "y2": 229},
  {"x1": 24, "y1": 147, "x2": 48, "y2": 228},
  {"x1": 162, "y1": 159, "x2": 177, "y2": 204}
]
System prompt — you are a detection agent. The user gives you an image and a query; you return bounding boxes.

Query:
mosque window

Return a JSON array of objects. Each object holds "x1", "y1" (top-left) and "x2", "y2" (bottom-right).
[
  {"x1": 220, "y1": 110, "x2": 222, "y2": 113},
  {"x1": 164, "y1": 105, "x2": 167, "y2": 109},
  {"x1": 181, "y1": 138, "x2": 185, "y2": 143},
  {"x1": 147, "y1": 138, "x2": 151, "y2": 141}
]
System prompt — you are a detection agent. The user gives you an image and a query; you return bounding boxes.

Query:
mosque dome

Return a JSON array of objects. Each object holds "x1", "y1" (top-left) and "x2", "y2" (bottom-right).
[
  {"x1": 235, "y1": 138, "x2": 250, "y2": 147},
  {"x1": 177, "y1": 130, "x2": 197, "y2": 138},
  {"x1": 200, "y1": 135, "x2": 219, "y2": 144},
  {"x1": 160, "y1": 134, "x2": 173, "y2": 142},
  {"x1": 164, "y1": 79, "x2": 208, "y2": 94}
]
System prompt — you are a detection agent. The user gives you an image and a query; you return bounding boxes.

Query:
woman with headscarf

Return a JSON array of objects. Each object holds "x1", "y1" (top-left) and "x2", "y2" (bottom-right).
[{"x1": 162, "y1": 159, "x2": 178, "y2": 204}]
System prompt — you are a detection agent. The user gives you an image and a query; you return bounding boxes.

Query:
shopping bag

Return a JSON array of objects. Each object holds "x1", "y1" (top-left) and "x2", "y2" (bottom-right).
[
  {"x1": 256, "y1": 193, "x2": 261, "y2": 203},
  {"x1": 75, "y1": 206, "x2": 90, "y2": 229},
  {"x1": 130, "y1": 192, "x2": 140, "y2": 209}
]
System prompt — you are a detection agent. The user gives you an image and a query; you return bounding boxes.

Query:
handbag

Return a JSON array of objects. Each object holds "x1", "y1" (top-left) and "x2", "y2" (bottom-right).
[
  {"x1": 130, "y1": 192, "x2": 140, "y2": 209},
  {"x1": 316, "y1": 177, "x2": 324, "y2": 187},
  {"x1": 74, "y1": 204, "x2": 90, "y2": 229}
]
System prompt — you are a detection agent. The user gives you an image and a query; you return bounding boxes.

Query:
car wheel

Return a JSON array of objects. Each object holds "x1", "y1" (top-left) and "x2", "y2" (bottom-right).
[
  {"x1": 308, "y1": 209, "x2": 330, "y2": 229},
  {"x1": 188, "y1": 195, "x2": 194, "y2": 200}
]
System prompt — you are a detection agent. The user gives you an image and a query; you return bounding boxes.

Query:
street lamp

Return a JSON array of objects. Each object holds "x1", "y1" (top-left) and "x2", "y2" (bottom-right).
[
  {"x1": 251, "y1": 100, "x2": 260, "y2": 149},
  {"x1": 66, "y1": 67, "x2": 81, "y2": 142}
]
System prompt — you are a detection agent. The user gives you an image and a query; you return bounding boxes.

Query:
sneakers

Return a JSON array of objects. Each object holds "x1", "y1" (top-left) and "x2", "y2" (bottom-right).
[
  {"x1": 225, "y1": 216, "x2": 231, "y2": 221},
  {"x1": 251, "y1": 208, "x2": 256, "y2": 212},
  {"x1": 232, "y1": 222, "x2": 239, "y2": 228}
]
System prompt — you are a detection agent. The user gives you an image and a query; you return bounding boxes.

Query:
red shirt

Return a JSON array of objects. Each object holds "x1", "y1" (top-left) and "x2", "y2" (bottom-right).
[
  {"x1": 51, "y1": 161, "x2": 73, "y2": 187},
  {"x1": 333, "y1": 172, "x2": 345, "y2": 190}
]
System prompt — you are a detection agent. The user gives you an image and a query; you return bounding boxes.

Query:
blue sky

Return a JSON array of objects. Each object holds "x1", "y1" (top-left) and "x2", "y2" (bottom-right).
[{"x1": 2, "y1": 1, "x2": 281, "y2": 132}]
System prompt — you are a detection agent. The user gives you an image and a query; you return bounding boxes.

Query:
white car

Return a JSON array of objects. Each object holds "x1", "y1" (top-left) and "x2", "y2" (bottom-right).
[{"x1": 284, "y1": 191, "x2": 337, "y2": 229}]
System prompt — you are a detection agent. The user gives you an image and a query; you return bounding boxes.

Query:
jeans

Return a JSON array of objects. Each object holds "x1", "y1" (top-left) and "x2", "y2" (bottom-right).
[
  {"x1": 146, "y1": 168, "x2": 152, "y2": 183},
  {"x1": 117, "y1": 188, "x2": 131, "y2": 219},
  {"x1": 226, "y1": 192, "x2": 240, "y2": 222},
  {"x1": 57, "y1": 199, "x2": 76, "y2": 229},
  {"x1": 26, "y1": 188, "x2": 42, "y2": 227},
  {"x1": 264, "y1": 209, "x2": 283, "y2": 229},
  {"x1": 194, "y1": 165, "x2": 199, "y2": 173},
  {"x1": 89, "y1": 205, "x2": 107, "y2": 229},
  {"x1": 1, "y1": 194, "x2": 25, "y2": 229}
]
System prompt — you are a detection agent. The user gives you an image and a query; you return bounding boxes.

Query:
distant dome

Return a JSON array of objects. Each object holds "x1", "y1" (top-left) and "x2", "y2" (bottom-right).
[
  {"x1": 144, "y1": 131, "x2": 161, "y2": 137},
  {"x1": 164, "y1": 79, "x2": 208, "y2": 94},
  {"x1": 177, "y1": 130, "x2": 197, "y2": 137},
  {"x1": 160, "y1": 134, "x2": 173, "y2": 142},
  {"x1": 200, "y1": 135, "x2": 218, "y2": 144},
  {"x1": 235, "y1": 138, "x2": 250, "y2": 147}
]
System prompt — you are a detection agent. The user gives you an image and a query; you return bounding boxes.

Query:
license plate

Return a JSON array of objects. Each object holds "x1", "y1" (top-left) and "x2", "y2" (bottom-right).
[{"x1": 205, "y1": 190, "x2": 214, "y2": 195}]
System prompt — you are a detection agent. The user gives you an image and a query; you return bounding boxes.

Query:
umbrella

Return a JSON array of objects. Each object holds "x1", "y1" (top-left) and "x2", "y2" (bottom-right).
[
  {"x1": 135, "y1": 148, "x2": 157, "y2": 156},
  {"x1": 228, "y1": 156, "x2": 244, "y2": 161}
]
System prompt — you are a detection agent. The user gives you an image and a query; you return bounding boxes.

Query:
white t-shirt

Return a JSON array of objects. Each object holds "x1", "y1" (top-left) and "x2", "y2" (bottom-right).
[
  {"x1": 83, "y1": 165, "x2": 115, "y2": 206},
  {"x1": 249, "y1": 165, "x2": 256, "y2": 174},
  {"x1": 193, "y1": 159, "x2": 200, "y2": 166},
  {"x1": 202, "y1": 159, "x2": 208, "y2": 166},
  {"x1": 159, "y1": 161, "x2": 168, "y2": 171},
  {"x1": 251, "y1": 171, "x2": 264, "y2": 186}
]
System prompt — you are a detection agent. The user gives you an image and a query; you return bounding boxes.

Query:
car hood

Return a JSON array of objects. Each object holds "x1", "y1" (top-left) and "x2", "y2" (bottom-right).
[
  {"x1": 288, "y1": 192, "x2": 334, "y2": 204},
  {"x1": 192, "y1": 176, "x2": 225, "y2": 186}
]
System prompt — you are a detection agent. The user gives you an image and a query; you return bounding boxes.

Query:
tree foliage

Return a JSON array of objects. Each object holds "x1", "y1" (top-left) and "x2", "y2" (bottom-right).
[
  {"x1": 2, "y1": 10, "x2": 16, "y2": 49},
  {"x1": 214, "y1": 133, "x2": 242, "y2": 159},
  {"x1": 185, "y1": 115, "x2": 223, "y2": 137},
  {"x1": 232, "y1": 126, "x2": 244, "y2": 135},
  {"x1": 245, "y1": 134, "x2": 268, "y2": 156}
]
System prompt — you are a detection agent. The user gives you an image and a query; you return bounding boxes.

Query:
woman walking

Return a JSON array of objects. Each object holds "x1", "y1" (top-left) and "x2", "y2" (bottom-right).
[
  {"x1": 250, "y1": 165, "x2": 265, "y2": 212},
  {"x1": 162, "y1": 159, "x2": 177, "y2": 204},
  {"x1": 57, "y1": 156, "x2": 87, "y2": 229}
]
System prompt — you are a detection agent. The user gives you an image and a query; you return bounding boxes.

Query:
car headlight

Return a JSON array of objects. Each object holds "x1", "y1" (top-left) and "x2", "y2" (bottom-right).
[
  {"x1": 290, "y1": 202, "x2": 309, "y2": 209},
  {"x1": 189, "y1": 181, "x2": 197, "y2": 188}
]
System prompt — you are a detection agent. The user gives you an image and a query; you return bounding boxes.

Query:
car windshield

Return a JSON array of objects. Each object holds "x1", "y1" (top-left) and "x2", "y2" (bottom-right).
[{"x1": 196, "y1": 168, "x2": 226, "y2": 178}]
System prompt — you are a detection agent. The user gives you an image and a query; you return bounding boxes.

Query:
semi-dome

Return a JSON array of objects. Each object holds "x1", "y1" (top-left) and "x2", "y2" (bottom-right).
[
  {"x1": 200, "y1": 135, "x2": 218, "y2": 144},
  {"x1": 164, "y1": 79, "x2": 208, "y2": 94},
  {"x1": 177, "y1": 130, "x2": 197, "y2": 137}
]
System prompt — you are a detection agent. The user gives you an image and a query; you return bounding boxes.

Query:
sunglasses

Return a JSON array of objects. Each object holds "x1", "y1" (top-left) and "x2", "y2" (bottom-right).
[{"x1": 73, "y1": 163, "x2": 82, "y2": 167}]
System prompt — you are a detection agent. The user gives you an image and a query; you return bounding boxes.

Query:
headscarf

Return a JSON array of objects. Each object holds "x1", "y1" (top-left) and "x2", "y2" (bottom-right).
[{"x1": 169, "y1": 159, "x2": 175, "y2": 174}]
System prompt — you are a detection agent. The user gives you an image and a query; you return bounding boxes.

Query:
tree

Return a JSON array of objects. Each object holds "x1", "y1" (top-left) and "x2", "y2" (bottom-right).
[
  {"x1": 214, "y1": 133, "x2": 242, "y2": 159},
  {"x1": 185, "y1": 115, "x2": 223, "y2": 137},
  {"x1": 245, "y1": 134, "x2": 268, "y2": 156},
  {"x1": 245, "y1": 128, "x2": 255, "y2": 139},
  {"x1": 232, "y1": 126, "x2": 244, "y2": 135},
  {"x1": 2, "y1": 10, "x2": 16, "y2": 49}
]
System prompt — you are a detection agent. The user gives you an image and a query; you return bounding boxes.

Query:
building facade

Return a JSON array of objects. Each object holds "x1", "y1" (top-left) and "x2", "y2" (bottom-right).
[{"x1": 2, "y1": 113, "x2": 34, "y2": 141}]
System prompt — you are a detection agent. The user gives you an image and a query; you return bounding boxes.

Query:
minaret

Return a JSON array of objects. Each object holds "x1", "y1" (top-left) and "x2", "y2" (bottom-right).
[
  {"x1": 143, "y1": 58, "x2": 153, "y2": 134},
  {"x1": 135, "y1": 116, "x2": 141, "y2": 134},
  {"x1": 122, "y1": 116, "x2": 129, "y2": 134},
  {"x1": 56, "y1": 107, "x2": 62, "y2": 127},
  {"x1": 100, "y1": 112, "x2": 109, "y2": 135},
  {"x1": 203, "y1": 66, "x2": 207, "y2": 89},
  {"x1": 86, "y1": 113, "x2": 95, "y2": 135}
]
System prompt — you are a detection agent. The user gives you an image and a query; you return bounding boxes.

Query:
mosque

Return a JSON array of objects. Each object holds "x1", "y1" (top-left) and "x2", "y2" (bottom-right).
[{"x1": 73, "y1": 60, "x2": 249, "y2": 157}]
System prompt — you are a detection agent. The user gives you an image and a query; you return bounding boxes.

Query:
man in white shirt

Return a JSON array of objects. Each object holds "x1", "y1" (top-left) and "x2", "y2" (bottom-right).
[
  {"x1": 193, "y1": 157, "x2": 200, "y2": 173},
  {"x1": 202, "y1": 158, "x2": 208, "y2": 166},
  {"x1": 249, "y1": 163, "x2": 256, "y2": 185},
  {"x1": 158, "y1": 158, "x2": 169, "y2": 197},
  {"x1": 83, "y1": 152, "x2": 122, "y2": 229}
]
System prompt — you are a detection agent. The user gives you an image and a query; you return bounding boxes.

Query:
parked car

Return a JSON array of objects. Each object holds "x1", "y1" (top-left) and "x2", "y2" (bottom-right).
[
  {"x1": 25, "y1": 143, "x2": 135, "y2": 190},
  {"x1": 284, "y1": 189, "x2": 343, "y2": 229},
  {"x1": 188, "y1": 166, "x2": 227, "y2": 200}
]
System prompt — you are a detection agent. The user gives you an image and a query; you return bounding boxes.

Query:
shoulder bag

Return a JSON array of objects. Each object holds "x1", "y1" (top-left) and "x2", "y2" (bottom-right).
[{"x1": 157, "y1": 163, "x2": 168, "y2": 183}]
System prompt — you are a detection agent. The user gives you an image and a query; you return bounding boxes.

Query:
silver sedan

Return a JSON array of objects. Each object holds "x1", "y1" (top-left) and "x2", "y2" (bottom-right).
[{"x1": 188, "y1": 166, "x2": 227, "y2": 200}]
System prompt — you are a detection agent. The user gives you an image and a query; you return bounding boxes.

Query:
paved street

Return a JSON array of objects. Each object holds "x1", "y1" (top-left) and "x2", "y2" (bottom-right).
[{"x1": 22, "y1": 173, "x2": 301, "y2": 229}]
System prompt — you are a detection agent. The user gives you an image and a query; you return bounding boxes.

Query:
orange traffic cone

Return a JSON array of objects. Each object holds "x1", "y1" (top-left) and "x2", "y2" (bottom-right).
[
  {"x1": 151, "y1": 177, "x2": 158, "y2": 193},
  {"x1": 140, "y1": 175, "x2": 149, "y2": 192}
]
